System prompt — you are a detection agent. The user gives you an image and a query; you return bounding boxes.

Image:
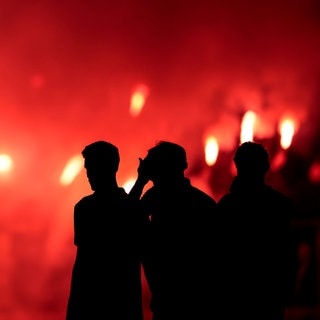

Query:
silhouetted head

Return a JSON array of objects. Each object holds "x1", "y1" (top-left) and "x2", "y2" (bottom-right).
[
  {"x1": 82, "y1": 140, "x2": 120, "y2": 191},
  {"x1": 233, "y1": 141, "x2": 270, "y2": 180},
  {"x1": 144, "y1": 141, "x2": 188, "y2": 185}
]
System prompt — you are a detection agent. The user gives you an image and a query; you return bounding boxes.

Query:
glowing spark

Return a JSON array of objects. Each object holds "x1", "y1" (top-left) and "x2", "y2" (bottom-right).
[
  {"x1": 130, "y1": 84, "x2": 149, "y2": 117},
  {"x1": 279, "y1": 118, "x2": 295, "y2": 150},
  {"x1": 270, "y1": 150, "x2": 287, "y2": 171},
  {"x1": 60, "y1": 155, "x2": 83, "y2": 186},
  {"x1": 0, "y1": 154, "x2": 13, "y2": 172},
  {"x1": 240, "y1": 110, "x2": 256, "y2": 143},
  {"x1": 308, "y1": 161, "x2": 320, "y2": 184},
  {"x1": 204, "y1": 136, "x2": 219, "y2": 166}
]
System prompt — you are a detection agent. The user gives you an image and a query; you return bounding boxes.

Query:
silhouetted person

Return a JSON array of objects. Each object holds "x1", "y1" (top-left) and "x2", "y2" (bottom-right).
[
  {"x1": 129, "y1": 140, "x2": 218, "y2": 320},
  {"x1": 66, "y1": 141, "x2": 146, "y2": 320},
  {"x1": 217, "y1": 141, "x2": 296, "y2": 320}
]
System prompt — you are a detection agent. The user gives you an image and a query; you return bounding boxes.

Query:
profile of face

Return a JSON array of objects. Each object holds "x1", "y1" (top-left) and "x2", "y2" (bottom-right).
[
  {"x1": 81, "y1": 141, "x2": 120, "y2": 191},
  {"x1": 141, "y1": 153, "x2": 162, "y2": 183},
  {"x1": 84, "y1": 158, "x2": 112, "y2": 191}
]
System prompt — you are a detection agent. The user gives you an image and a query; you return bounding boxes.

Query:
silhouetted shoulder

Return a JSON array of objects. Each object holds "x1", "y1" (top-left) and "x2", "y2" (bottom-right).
[
  {"x1": 75, "y1": 188, "x2": 128, "y2": 207},
  {"x1": 218, "y1": 185, "x2": 293, "y2": 210},
  {"x1": 75, "y1": 194, "x2": 94, "y2": 209},
  {"x1": 265, "y1": 186, "x2": 293, "y2": 205},
  {"x1": 217, "y1": 192, "x2": 232, "y2": 204},
  {"x1": 259, "y1": 185, "x2": 295, "y2": 215},
  {"x1": 141, "y1": 179, "x2": 216, "y2": 208},
  {"x1": 188, "y1": 185, "x2": 217, "y2": 206}
]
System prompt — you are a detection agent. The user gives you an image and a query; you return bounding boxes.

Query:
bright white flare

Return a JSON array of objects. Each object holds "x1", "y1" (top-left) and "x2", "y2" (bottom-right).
[
  {"x1": 0, "y1": 154, "x2": 13, "y2": 173},
  {"x1": 279, "y1": 118, "x2": 295, "y2": 150},
  {"x1": 122, "y1": 178, "x2": 136, "y2": 193},
  {"x1": 240, "y1": 110, "x2": 256, "y2": 143},
  {"x1": 60, "y1": 155, "x2": 83, "y2": 186},
  {"x1": 204, "y1": 136, "x2": 219, "y2": 166},
  {"x1": 130, "y1": 84, "x2": 149, "y2": 117}
]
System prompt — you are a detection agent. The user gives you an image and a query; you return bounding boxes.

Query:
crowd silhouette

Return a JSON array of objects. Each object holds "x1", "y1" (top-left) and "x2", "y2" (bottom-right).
[{"x1": 66, "y1": 139, "x2": 297, "y2": 320}]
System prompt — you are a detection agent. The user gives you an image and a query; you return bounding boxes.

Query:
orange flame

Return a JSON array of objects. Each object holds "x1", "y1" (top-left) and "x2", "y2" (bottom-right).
[
  {"x1": 204, "y1": 136, "x2": 219, "y2": 166},
  {"x1": 240, "y1": 110, "x2": 256, "y2": 143},
  {"x1": 130, "y1": 84, "x2": 149, "y2": 117},
  {"x1": 60, "y1": 155, "x2": 83, "y2": 186},
  {"x1": 279, "y1": 118, "x2": 295, "y2": 150}
]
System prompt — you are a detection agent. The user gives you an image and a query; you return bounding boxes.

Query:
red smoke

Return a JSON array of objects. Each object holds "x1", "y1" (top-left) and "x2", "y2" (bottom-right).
[{"x1": 0, "y1": 0, "x2": 319, "y2": 318}]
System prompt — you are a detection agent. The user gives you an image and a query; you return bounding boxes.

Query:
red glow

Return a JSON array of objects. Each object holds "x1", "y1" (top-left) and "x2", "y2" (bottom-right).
[
  {"x1": 270, "y1": 150, "x2": 287, "y2": 171},
  {"x1": 0, "y1": 1, "x2": 320, "y2": 319},
  {"x1": 308, "y1": 161, "x2": 320, "y2": 184}
]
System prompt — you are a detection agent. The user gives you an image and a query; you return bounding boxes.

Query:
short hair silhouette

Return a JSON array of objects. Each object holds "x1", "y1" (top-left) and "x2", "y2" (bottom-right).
[
  {"x1": 82, "y1": 140, "x2": 120, "y2": 173},
  {"x1": 130, "y1": 139, "x2": 218, "y2": 320},
  {"x1": 146, "y1": 140, "x2": 188, "y2": 172},
  {"x1": 66, "y1": 139, "x2": 145, "y2": 320},
  {"x1": 233, "y1": 141, "x2": 270, "y2": 176}
]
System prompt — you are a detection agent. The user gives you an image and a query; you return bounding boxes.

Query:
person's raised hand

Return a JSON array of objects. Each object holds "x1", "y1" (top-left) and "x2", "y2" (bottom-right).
[{"x1": 137, "y1": 157, "x2": 151, "y2": 184}]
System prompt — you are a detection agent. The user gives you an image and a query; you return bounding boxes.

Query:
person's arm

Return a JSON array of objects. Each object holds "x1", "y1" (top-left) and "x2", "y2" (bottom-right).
[
  {"x1": 128, "y1": 157, "x2": 156, "y2": 299},
  {"x1": 128, "y1": 158, "x2": 150, "y2": 200}
]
